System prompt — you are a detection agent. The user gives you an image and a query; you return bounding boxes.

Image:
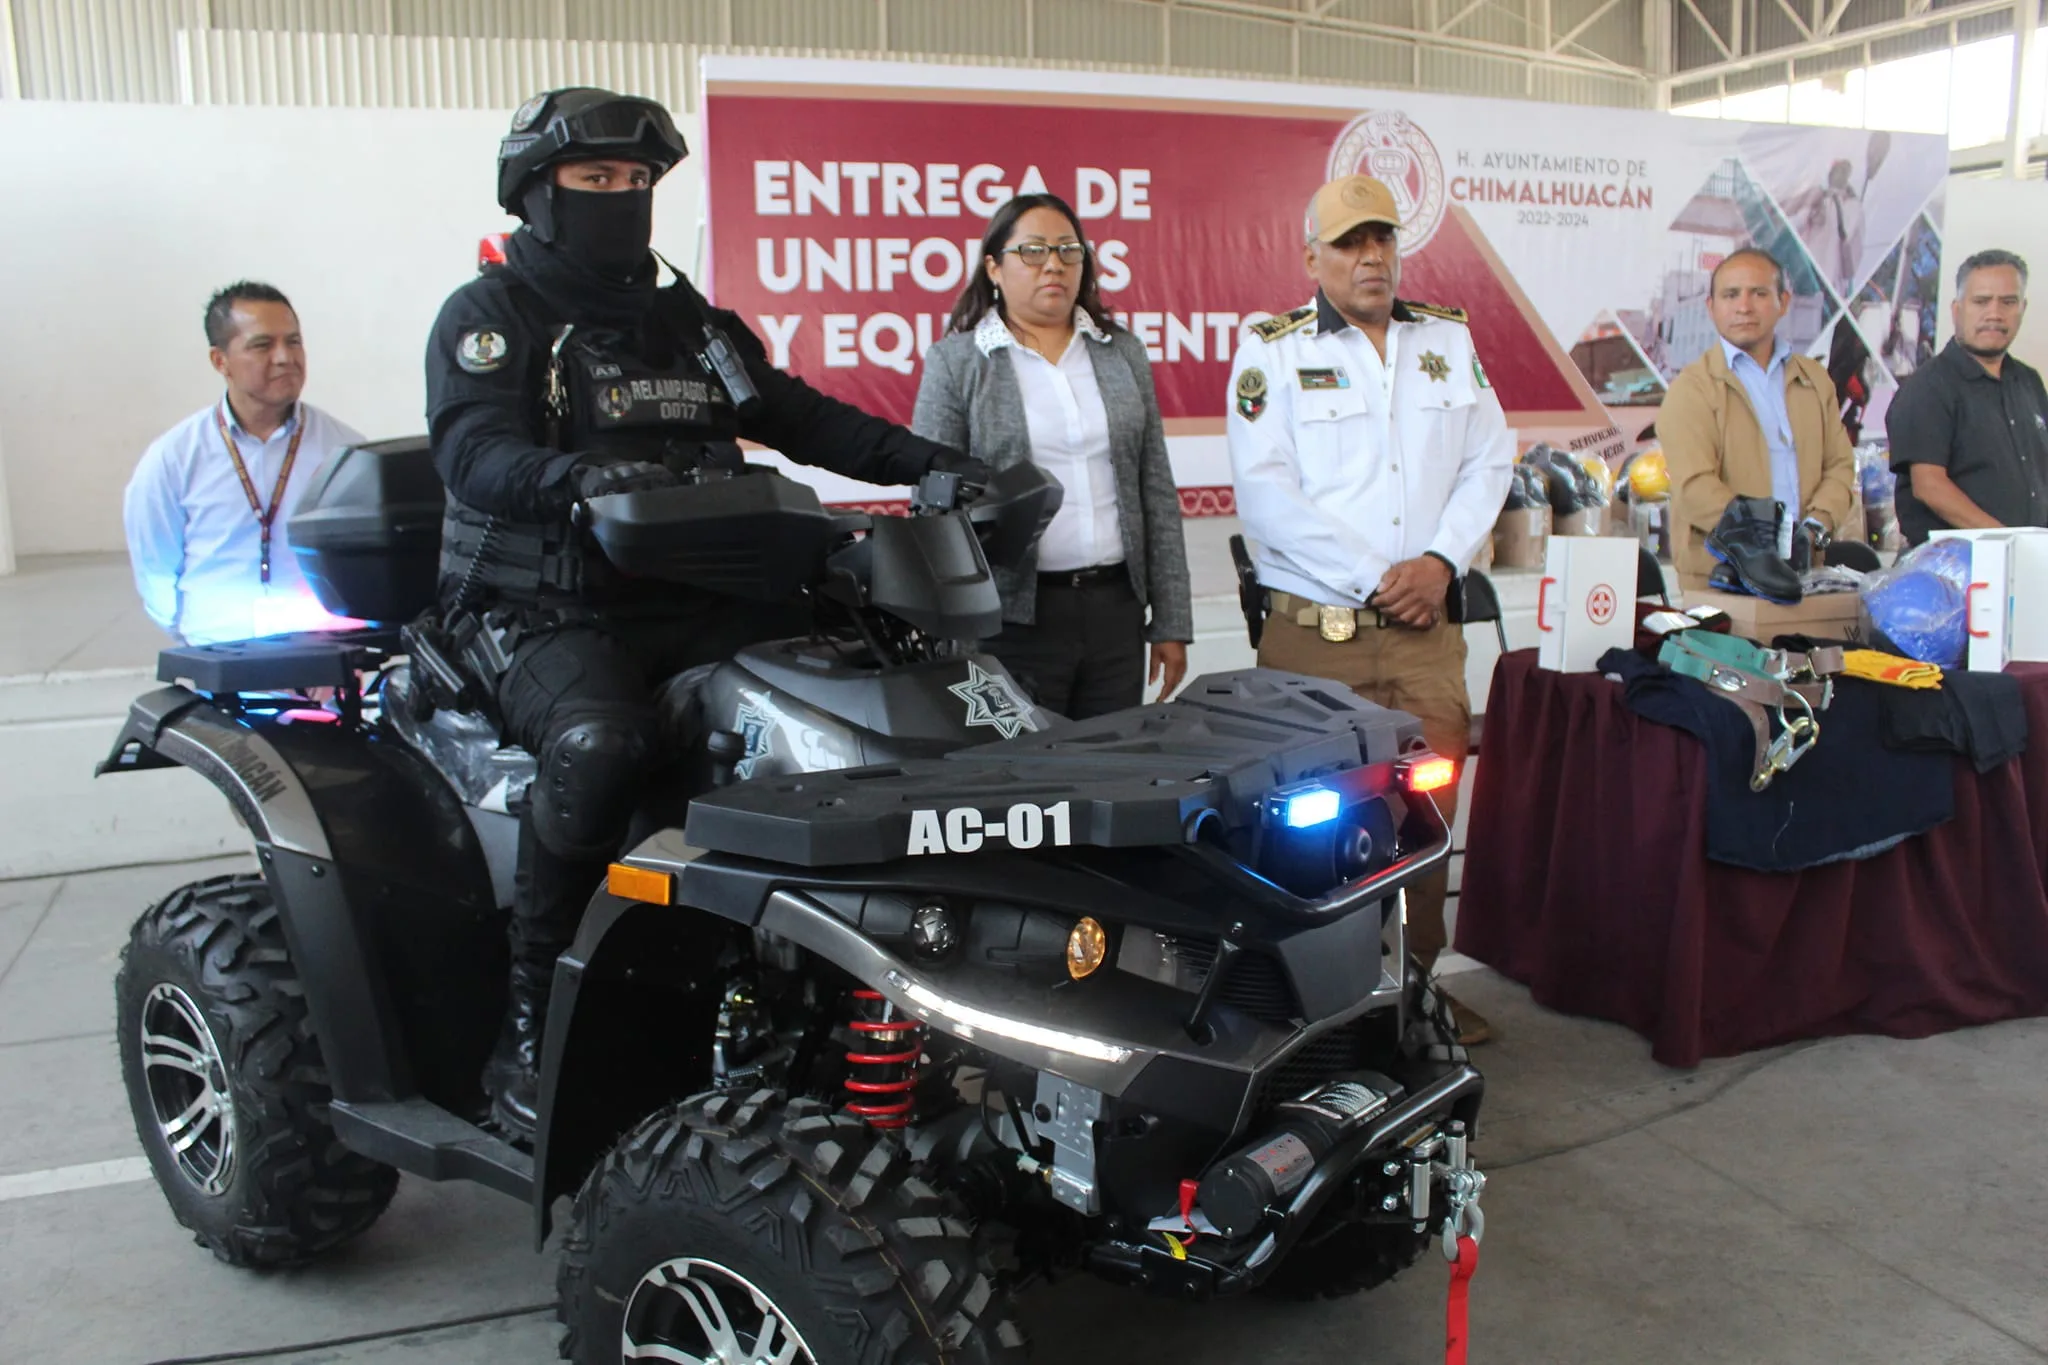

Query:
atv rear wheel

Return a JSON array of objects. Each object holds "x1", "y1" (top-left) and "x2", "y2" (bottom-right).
[
  {"x1": 558, "y1": 1090, "x2": 1029, "y2": 1365},
  {"x1": 115, "y1": 873, "x2": 399, "y2": 1266}
]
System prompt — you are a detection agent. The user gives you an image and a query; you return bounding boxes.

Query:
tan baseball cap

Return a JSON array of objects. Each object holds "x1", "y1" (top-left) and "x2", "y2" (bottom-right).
[{"x1": 1305, "y1": 174, "x2": 1401, "y2": 243}]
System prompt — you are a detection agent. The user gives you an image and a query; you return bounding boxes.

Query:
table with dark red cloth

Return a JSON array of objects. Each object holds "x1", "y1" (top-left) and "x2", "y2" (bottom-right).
[{"x1": 1455, "y1": 650, "x2": 2048, "y2": 1068}]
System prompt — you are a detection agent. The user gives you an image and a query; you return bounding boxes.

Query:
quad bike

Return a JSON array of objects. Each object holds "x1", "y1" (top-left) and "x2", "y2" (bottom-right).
[{"x1": 103, "y1": 440, "x2": 1485, "y2": 1363}]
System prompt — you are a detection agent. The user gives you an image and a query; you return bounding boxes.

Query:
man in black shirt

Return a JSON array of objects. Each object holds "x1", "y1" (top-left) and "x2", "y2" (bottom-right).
[{"x1": 1888, "y1": 249, "x2": 2048, "y2": 544}]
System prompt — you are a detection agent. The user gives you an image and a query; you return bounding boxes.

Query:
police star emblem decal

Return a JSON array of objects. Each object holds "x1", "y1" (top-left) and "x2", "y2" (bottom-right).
[
  {"x1": 733, "y1": 699, "x2": 774, "y2": 780},
  {"x1": 949, "y1": 661, "x2": 1035, "y2": 739},
  {"x1": 1419, "y1": 351, "x2": 1450, "y2": 382}
]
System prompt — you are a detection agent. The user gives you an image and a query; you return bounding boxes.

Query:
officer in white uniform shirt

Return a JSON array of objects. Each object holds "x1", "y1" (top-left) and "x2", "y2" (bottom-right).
[
  {"x1": 124, "y1": 282, "x2": 366, "y2": 645},
  {"x1": 1227, "y1": 173, "x2": 1513, "y2": 1043}
]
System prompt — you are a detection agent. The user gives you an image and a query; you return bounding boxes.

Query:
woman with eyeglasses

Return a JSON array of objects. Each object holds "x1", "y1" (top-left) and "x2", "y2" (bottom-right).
[{"x1": 913, "y1": 193, "x2": 1193, "y2": 718}]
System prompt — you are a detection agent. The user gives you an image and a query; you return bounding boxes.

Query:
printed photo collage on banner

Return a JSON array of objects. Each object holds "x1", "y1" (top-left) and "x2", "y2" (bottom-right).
[
  {"x1": 699, "y1": 59, "x2": 1951, "y2": 511},
  {"x1": 1610, "y1": 124, "x2": 1949, "y2": 450}
]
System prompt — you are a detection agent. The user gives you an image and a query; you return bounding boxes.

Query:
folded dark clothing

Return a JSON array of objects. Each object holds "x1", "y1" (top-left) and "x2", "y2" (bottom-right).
[
  {"x1": 1881, "y1": 669, "x2": 2029, "y2": 774},
  {"x1": 1599, "y1": 647, "x2": 1955, "y2": 872}
]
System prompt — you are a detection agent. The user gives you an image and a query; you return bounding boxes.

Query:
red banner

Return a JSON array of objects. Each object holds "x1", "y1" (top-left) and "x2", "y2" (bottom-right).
[{"x1": 703, "y1": 85, "x2": 1600, "y2": 440}]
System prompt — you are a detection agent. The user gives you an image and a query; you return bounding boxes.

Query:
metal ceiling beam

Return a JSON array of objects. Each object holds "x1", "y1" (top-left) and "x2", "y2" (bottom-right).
[
  {"x1": 1550, "y1": 0, "x2": 1627, "y2": 50},
  {"x1": 1679, "y1": 0, "x2": 1735, "y2": 58},
  {"x1": 1816, "y1": 0, "x2": 1855, "y2": 38},
  {"x1": 1660, "y1": 0, "x2": 2017, "y2": 87},
  {"x1": 1438, "y1": 0, "x2": 1493, "y2": 32},
  {"x1": 1153, "y1": 0, "x2": 1650, "y2": 78},
  {"x1": 1769, "y1": 0, "x2": 1814, "y2": 41}
]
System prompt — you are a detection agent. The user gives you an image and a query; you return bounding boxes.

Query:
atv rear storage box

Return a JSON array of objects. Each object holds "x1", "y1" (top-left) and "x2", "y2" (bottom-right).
[{"x1": 288, "y1": 436, "x2": 444, "y2": 623}]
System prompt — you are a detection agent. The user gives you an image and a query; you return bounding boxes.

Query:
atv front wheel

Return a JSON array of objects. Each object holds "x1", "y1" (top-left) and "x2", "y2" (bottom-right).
[
  {"x1": 115, "y1": 873, "x2": 398, "y2": 1266},
  {"x1": 559, "y1": 1090, "x2": 1029, "y2": 1365}
]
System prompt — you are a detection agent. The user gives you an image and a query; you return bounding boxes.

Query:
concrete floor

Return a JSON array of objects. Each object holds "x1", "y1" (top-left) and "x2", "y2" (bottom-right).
[
  {"x1": 5, "y1": 551, "x2": 2044, "y2": 1363},
  {"x1": 3, "y1": 855, "x2": 2045, "y2": 1364}
]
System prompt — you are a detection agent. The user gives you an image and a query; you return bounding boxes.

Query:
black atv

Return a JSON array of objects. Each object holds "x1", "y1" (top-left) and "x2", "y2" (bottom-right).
[{"x1": 102, "y1": 440, "x2": 1485, "y2": 1364}]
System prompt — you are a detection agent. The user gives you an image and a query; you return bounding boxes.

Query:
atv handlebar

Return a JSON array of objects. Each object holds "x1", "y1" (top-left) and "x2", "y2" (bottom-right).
[{"x1": 581, "y1": 462, "x2": 1064, "y2": 646}]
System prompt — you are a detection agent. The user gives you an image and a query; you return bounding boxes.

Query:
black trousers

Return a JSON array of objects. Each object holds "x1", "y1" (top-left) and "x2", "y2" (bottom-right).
[
  {"x1": 985, "y1": 576, "x2": 1147, "y2": 721},
  {"x1": 493, "y1": 597, "x2": 807, "y2": 972}
]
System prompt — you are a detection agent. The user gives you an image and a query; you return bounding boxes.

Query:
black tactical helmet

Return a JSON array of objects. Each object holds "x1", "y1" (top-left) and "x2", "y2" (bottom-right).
[{"x1": 496, "y1": 87, "x2": 688, "y2": 216}]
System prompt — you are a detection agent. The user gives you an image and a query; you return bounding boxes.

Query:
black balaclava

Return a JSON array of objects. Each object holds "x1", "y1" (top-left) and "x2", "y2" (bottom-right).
[{"x1": 521, "y1": 181, "x2": 654, "y2": 281}]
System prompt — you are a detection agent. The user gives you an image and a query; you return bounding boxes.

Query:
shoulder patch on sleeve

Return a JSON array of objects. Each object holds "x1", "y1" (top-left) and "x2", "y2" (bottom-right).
[
  {"x1": 456, "y1": 328, "x2": 512, "y2": 374},
  {"x1": 1235, "y1": 366, "x2": 1269, "y2": 422},
  {"x1": 1250, "y1": 305, "x2": 1316, "y2": 343},
  {"x1": 1401, "y1": 299, "x2": 1470, "y2": 325}
]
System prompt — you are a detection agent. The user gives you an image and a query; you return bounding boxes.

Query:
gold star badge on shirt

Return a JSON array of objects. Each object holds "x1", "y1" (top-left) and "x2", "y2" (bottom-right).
[{"x1": 1419, "y1": 351, "x2": 1450, "y2": 382}]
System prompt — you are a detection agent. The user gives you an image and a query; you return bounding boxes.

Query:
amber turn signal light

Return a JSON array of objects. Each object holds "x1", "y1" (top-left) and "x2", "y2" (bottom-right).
[
  {"x1": 607, "y1": 863, "x2": 674, "y2": 904},
  {"x1": 1401, "y1": 755, "x2": 1458, "y2": 794},
  {"x1": 1067, "y1": 917, "x2": 1108, "y2": 979}
]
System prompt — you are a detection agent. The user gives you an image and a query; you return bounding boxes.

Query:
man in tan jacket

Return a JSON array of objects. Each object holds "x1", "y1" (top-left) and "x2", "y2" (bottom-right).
[{"x1": 1661, "y1": 248, "x2": 1857, "y2": 586}]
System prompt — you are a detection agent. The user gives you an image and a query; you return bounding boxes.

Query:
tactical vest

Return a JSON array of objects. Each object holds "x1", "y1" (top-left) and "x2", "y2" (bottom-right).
[{"x1": 439, "y1": 281, "x2": 742, "y2": 610}]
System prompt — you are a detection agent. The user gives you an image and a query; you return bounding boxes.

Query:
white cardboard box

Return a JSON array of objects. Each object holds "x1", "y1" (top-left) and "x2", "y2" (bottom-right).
[
  {"x1": 1536, "y1": 535, "x2": 1640, "y2": 672},
  {"x1": 1928, "y1": 527, "x2": 2048, "y2": 669}
]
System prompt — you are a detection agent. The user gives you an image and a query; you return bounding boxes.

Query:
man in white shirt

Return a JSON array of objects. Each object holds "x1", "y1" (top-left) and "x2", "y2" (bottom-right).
[
  {"x1": 1228, "y1": 174, "x2": 1514, "y2": 1043},
  {"x1": 124, "y1": 282, "x2": 367, "y2": 645}
]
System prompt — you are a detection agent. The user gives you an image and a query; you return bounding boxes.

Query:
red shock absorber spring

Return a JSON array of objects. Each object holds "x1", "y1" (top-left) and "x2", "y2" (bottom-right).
[{"x1": 843, "y1": 988, "x2": 924, "y2": 1130}]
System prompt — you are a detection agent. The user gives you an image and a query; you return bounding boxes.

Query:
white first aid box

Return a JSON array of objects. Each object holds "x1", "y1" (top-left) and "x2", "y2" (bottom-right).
[
  {"x1": 1929, "y1": 527, "x2": 2048, "y2": 670},
  {"x1": 1535, "y1": 535, "x2": 1640, "y2": 672}
]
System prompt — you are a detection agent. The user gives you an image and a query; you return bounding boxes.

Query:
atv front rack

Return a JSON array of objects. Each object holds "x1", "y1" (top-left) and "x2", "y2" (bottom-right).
[{"x1": 682, "y1": 669, "x2": 1425, "y2": 867}]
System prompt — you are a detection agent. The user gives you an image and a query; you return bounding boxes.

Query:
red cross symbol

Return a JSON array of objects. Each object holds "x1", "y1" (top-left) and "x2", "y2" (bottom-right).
[{"x1": 1587, "y1": 584, "x2": 1618, "y2": 625}]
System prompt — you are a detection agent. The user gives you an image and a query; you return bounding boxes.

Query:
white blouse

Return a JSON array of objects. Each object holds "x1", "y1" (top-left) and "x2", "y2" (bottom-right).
[{"x1": 975, "y1": 309, "x2": 1123, "y2": 573}]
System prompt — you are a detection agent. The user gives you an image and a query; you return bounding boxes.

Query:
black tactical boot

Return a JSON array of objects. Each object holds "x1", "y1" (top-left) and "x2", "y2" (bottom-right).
[
  {"x1": 483, "y1": 961, "x2": 551, "y2": 1145},
  {"x1": 1705, "y1": 496, "x2": 1802, "y2": 604}
]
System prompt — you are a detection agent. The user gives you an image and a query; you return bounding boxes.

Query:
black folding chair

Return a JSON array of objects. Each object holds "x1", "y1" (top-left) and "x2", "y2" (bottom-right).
[
  {"x1": 1637, "y1": 545, "x2": 1671, "y2": 604},
  {"x1": 1447, "y1": 569, "x2": 1506, "y2": 757}
]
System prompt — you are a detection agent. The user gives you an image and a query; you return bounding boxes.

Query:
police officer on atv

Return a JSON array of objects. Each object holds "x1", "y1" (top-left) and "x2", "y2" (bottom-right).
[{"x1": 425, "y1": 87, "x2": 984, "y2": 1142}]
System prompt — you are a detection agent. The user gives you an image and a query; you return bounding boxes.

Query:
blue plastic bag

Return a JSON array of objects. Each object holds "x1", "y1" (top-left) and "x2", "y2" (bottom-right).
[{"x1": 1861, "y1": 539, "x2": 1969, "y2": 667}]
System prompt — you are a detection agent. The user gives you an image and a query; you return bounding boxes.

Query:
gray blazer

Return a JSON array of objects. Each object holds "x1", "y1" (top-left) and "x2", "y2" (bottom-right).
[{"x1": 911, "y1": 324, "x2": 1194, "y2": 643}]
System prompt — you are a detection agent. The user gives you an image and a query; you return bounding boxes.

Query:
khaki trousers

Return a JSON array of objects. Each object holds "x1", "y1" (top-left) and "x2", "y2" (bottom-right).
[{"x1": 1256, "y1": 604, "x2": 1469, "y2": 968}]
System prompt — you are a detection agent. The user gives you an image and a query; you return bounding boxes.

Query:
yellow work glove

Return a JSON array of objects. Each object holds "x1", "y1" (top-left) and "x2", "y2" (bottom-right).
[{"x1": 1842, "y1": 649, "x2": 1944, "y2": 689}]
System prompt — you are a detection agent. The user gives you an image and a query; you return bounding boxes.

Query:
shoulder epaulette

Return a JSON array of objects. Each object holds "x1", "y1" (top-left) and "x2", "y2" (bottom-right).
[
  {"x1": 1250, "y1": 305, "x2": 1316, "y2": 343},
  {"x1": 1400, "y1": 299, "x2": 1469, "y2": 324}
]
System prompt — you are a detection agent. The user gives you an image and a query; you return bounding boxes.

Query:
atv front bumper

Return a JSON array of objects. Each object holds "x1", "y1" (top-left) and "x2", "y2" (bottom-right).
[{"x1": 1087, "y1": 1063, "x2": 1485, "y2": 1298}]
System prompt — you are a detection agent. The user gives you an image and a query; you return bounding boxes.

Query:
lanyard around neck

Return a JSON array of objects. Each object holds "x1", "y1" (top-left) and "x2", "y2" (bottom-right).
[{"x1": 214, "y1": 401, "x2": 304, "y2": 585}]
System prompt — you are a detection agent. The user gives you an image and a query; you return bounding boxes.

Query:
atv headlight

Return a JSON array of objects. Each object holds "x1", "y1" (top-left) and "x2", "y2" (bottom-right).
[{"x1": 1066, "y1": 917, "x2": 1108, "y2": 979}]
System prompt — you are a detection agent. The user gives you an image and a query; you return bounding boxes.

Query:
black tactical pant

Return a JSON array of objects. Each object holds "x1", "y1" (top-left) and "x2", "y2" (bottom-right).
[
  {"x1": 985, "y1": 575, "x2": 1147, "y2": 720},
  {"x1": 493, "y1": 596, "x2": 807, "y2": 973}
]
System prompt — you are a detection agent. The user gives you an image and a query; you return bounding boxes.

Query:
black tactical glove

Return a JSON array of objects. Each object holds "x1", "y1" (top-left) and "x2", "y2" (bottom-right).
[
  {"x1": 927, "y1": 448, "x2": 993, "y2": 489},
  {"x1": 574, "y1": 460, "x2": 679, "y2": 500}
]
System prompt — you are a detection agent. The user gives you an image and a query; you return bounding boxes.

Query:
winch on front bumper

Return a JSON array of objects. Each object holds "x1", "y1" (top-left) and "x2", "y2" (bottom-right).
[{"x1": 1082, "y1": 1063, "x2": 1485, "y2": 1298}]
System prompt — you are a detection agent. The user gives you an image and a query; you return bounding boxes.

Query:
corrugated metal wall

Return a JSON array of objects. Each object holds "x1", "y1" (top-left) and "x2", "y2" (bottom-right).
[{"x1": 2, "y1": 0, "x2": 1654, "y2": 106}]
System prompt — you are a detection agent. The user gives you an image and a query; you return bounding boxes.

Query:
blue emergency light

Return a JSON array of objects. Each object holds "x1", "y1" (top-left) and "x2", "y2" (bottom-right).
[{"x1": 1280, "y1": 786, "x2": 1341, "y2": 828}]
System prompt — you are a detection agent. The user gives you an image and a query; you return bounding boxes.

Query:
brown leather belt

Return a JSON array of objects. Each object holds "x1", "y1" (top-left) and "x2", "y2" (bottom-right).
[
  {"x1": 1269, "y1": 590, "x2": 1409, "y2": 640},
  {"x1": 1662, "y1": 639, "x2": 1846, "y2": 791}
]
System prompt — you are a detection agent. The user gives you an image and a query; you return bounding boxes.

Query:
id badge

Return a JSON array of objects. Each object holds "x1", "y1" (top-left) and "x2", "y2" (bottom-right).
[{"x1": 1318, "y1": 604, "x2": 1357, "y2": 643}]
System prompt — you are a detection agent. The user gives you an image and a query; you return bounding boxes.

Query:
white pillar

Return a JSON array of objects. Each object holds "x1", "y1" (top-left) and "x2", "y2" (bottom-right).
[
  {"x1": 2009, "y1": 0, "x2": 2043, "y2": 178},
  {"x1": 0, "y1": 428, "x2": 17, "y2": 577}
]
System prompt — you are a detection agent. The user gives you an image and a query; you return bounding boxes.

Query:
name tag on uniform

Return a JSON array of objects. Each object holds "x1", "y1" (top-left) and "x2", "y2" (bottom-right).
[{"x1": 1297, "y1": 367, "x2": 1349, "y2": 390}]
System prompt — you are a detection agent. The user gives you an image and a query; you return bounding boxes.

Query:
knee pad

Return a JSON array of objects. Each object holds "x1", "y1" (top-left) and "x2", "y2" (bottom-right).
[{"x1": 530, "y1": 715, "x2": 653, "y2": 861}]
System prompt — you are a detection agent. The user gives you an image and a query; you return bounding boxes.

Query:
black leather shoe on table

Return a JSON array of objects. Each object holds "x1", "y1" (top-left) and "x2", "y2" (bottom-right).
[{"x1": 1706, "y1": 496, "x2": 1802, "y2": 604}]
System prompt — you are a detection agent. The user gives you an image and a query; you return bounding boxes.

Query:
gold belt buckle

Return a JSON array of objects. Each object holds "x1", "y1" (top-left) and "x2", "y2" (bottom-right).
[{"x1": 1318, "y1": 604, "x2": 1357, "y2": 643}]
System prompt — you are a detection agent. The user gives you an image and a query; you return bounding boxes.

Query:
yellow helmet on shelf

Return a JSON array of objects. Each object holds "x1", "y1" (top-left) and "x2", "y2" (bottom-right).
[
  {"x1": 1578, "y1": 453, "x2": 1615, "y2": 503},
  {"x1": 1627, "y1": 448, "x2": 1670, "y2": 502}
]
